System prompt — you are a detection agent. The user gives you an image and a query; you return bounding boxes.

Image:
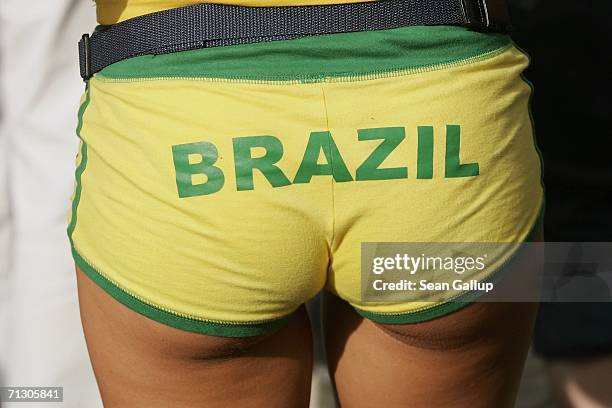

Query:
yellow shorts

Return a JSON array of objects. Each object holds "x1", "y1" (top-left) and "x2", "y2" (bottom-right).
[{"x1": 69, "y1": 25, "x2": 544, "y2": 337}]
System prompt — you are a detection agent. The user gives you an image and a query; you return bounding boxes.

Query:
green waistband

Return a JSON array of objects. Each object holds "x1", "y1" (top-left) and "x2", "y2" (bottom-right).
[{"x1": 97, "y1": 25, "x2": 511, "y2": 82}]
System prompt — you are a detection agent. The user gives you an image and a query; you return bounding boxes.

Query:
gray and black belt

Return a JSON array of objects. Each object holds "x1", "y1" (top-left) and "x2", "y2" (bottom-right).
[{"x1": 78, "y1": 0, "x2": 511, "y2": 81}]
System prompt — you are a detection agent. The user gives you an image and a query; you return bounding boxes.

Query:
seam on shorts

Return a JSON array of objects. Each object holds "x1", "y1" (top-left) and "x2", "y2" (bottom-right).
[
  {"x1": 319, "y1": 83, "x2": 337, "y2": 251},
  {"x1": 94, "y1": 44, "x2": 513, "y2": 85},
  {"x1": 72, "y1": 245, "x2": 294, "y2": 337},
  {"x1": 354, "y1": 201, "x2": 545, "y2": 324}
]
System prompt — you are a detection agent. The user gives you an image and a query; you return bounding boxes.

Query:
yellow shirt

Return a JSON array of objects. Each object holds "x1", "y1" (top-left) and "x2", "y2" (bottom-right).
[{"x1": 96, "y1": 0, "x2": 374, "y2": 24}]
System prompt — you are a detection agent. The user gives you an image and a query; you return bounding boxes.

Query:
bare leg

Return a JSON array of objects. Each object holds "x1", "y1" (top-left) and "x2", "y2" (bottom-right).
[
  {"x1": 76, "y1": 267, "x2": 313, "y2": 408},
  {"x1": 324, "y1": 295, "x2": 537, "y2": 407},
  {"x1": 324, "y1": 233, "x2": 543, "y2": 407}
]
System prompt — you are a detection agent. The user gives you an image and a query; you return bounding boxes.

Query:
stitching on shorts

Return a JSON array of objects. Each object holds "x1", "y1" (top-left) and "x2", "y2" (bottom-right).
[{"x1": 94, "y1": 45, "x2": 512, "y2": 85}]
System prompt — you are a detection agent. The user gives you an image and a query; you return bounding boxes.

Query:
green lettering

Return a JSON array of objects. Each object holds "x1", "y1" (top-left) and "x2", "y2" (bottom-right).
[
  {"x1": 417, "y1": 126, "x2": 434, "y2": 179},
  {"x1": 233, "y1": 136, "x2": 291, "y2": 191},
  {"x1": 172, "y1": 141, "x2": 224, "y2": 198},
  {"x1": 293, "y1": 131, "x2": 353, "y2": 183},
  {"x1": 445, "y1": 125, "x2": 479, "y2": 178},
  {"x1": 356, "y1": 127, "x2": 407, "y2": 181}
]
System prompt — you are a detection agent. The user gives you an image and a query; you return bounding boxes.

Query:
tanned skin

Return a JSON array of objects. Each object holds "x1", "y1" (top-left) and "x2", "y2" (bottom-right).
[{"x1": 77, "y1": 230, "x2": 542, "y2": 407}]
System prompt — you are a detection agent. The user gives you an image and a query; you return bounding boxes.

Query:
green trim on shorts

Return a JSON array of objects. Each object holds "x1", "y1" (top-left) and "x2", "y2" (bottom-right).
[
  {"x1": 67, "y1": 89, "x2": 91, "y2": 240},
  {"x1": 355, "y1": 203, "x2": 545, "y2": 325},
  {"x1": 512, "y1": 40, "x2": 546, "y2": 194},
  {"x1": 96, "y1": 25, "x2": 511, "y2": 82},
  {"x1": 72, "y1": 246, "x2": 294, "y2": 337}
]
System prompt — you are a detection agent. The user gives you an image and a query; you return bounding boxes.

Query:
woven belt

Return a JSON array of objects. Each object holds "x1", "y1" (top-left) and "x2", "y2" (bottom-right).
[{"x1": 78, "y1": 0, "x2": 511, "y2": 80}]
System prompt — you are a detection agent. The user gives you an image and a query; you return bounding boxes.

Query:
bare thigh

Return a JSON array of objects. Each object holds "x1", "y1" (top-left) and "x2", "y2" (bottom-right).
[
  {"x1": 324, "y1": 233, "x2": 544, "y2": 408},
  {"x1": 324, "y1": 296, "x2": 537, "y2": 407},
  {"x1": 76, "y1": 267, "x2": 313, "y2": 408}
]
